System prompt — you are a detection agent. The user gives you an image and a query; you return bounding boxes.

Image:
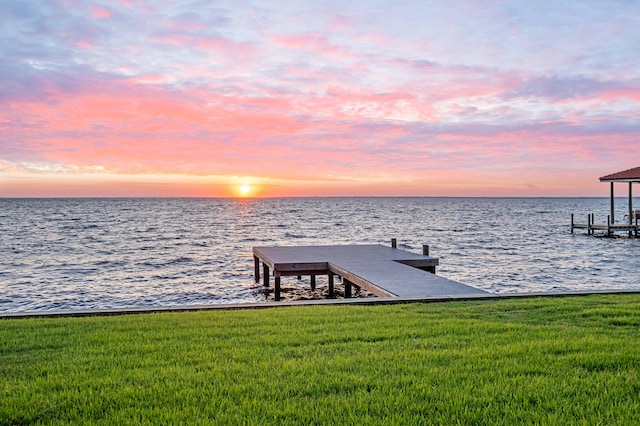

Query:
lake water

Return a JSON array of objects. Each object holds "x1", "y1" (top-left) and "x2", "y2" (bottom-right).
[{"x1": 1, "y1": 197, "x2": 639, "y2": 313}]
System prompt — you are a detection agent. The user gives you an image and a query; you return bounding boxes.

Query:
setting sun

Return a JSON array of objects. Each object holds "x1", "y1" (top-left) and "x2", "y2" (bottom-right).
[
  {"x1": 239, "y1": 184, "x2": 251, "y2": 196},
  {"x1": 227, "y1": 178, "x2": 264, "y2": 198}
]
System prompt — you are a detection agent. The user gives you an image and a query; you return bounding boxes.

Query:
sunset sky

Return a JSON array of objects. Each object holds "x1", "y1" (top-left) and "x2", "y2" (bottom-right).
[{"x1": 1, "y1": 0, "x2": 639, "y2": 197}]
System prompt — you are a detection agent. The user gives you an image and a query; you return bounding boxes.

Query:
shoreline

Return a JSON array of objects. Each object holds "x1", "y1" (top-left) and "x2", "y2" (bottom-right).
[{"x1": 4, "y1": 289, "x2": 640, "y2": 319}]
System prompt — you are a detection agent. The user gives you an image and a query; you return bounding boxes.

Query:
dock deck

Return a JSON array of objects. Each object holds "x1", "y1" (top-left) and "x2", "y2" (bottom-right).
[
  {"x1": 571, "y1": 213, "x2": 639, "y2": 237},
  {"x1": 253, "y1": 244, "x2": 488, "y2": 301}
]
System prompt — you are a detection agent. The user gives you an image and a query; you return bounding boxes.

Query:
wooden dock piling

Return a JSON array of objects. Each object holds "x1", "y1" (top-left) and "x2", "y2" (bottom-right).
[
  {"x1": 328, "y1": 273, "x2": 335, "y2": 298},
  {"x1": 344, "y1": 278, "x2": 353, "y2": 298},
  {"x1": 263, "y1": 263, "x2": 269, "y2": 287},
  {"x1": 254, "y1": 255, "x2": 260, "y2": 282},
  {"x1": 274, "y1": 272, "x2": 281, "y2": 301}
]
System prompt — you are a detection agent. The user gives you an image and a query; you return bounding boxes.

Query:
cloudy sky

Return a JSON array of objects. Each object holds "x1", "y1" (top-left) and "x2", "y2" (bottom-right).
[{"x1": 1, "y1": 0, "x2": 639, "y2": 197}]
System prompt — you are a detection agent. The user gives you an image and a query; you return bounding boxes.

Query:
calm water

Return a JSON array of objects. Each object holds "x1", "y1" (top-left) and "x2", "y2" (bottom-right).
[{"x1": 1, "y1": 197, "x2": 639, "y2": 313}]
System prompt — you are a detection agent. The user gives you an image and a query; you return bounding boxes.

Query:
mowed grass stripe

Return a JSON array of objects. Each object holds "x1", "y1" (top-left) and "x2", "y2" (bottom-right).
[{"x1": 1, "y1": 294, "x2": 639, "y2": 425}]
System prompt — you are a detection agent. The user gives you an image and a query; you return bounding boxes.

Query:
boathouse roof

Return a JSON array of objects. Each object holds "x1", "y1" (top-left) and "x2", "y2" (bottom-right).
[{"x1": 599, "y1": 166, "x2": 640, "y2": 182}]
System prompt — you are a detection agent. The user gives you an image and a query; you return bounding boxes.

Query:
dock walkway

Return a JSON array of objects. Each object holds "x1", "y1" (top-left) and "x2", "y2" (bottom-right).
[
  {"x1": 571, "y1": 213, "x2": 639, "y2": 237},
  {"x1": 253, "y1": 244, "x2": 487, "y2": 301}
]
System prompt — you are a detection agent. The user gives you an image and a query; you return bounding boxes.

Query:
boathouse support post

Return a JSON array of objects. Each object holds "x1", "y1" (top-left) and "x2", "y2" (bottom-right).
[
  {"x1": 391, "y1": 238, "x2": 397, "y2": 248},
  {"x1": 610, "y1": 182, "x2": 615, "y2": 224},
  {"x1": 629, "y1": 182, "x2": 634, "y2": 237},
  {"x1": 254, "y1": 256, "x2": 260, "y2": 283},
  {"x1": 263, "y1": 263, "x2": 269, "y2": 287},
  {"x1": 629, "y1": 182, "x2": 633, "y2": 224},
  {"x1": 310, "y1": 274, "x2": 316, "y2": 290}
]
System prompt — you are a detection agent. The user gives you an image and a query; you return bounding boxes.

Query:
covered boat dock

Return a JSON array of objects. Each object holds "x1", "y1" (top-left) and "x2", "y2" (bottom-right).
[{"x1": 572, "y1": 166, "x2": 640, "y2": 237}]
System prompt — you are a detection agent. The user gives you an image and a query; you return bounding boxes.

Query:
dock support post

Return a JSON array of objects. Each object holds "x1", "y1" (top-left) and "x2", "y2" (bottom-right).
[
  {"x1": 328, "y1": 273, "x2": 335, "y2": 298},
  {"x1": 310, "y1": 274, "x2": 316, "y2": 290},
  {"x1": 607, "y1": 215, "x2": 612, "y2": 236},
  {"x1": 629, "y1": 182, "x2": 633, "y2": 224},
  {"x1": 274, "y1": 272, "x2": 281, "y2": 301},
  {"x1": 391, "y1": 238, "x2": 397, "y2": 248},
  {"x1": 344, "y1": 278, "x2": 352, "y2": 298},
  {"x1": 610, "y1": 182, "x2": 615, "y2": 224},
  {"x1": 254, "y1": 256, "x2": 260, "y2": 282},
  {"x1": 629, "y1": 182, "x2": 633, "y2": 237},
  {"x1": 588, "y1": 214, "x2": 592, "y2": 235},
  {"x1": 423, "y1": 244, "x2": 436, "y2": 272},
  {"x1": 571, "y1": 214, "x2": 574, "y2": 234},
  {"x1": 263, "y1": 263, "x2": 270, "y2": 287}
]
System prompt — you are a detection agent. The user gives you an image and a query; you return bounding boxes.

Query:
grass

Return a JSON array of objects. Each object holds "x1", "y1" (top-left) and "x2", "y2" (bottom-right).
[{"x1": 1, "y1": 294, "x2": 640, "y2": 425}]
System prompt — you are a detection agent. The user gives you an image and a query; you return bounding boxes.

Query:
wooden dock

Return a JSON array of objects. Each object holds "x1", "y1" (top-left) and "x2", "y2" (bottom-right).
[
  {"x1": 573, "y1": 166, "x2": 640, "y2": 237},
  {"x1": 252, "y1": 243, "x2": 488, "y2": 301},
  {"x1": 571, "y1": 213, "x2": 639, "y2": 237}
]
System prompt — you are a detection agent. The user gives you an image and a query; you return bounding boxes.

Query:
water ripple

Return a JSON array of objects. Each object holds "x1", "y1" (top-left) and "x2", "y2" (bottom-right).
[{"x1": 1, "y1": 197, "x2": 639, "y2": 312}]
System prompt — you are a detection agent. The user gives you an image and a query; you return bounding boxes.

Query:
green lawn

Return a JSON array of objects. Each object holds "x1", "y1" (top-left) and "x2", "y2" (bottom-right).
[{"x1": 1, "y1": 294, "x2": 639, "y2": 425}]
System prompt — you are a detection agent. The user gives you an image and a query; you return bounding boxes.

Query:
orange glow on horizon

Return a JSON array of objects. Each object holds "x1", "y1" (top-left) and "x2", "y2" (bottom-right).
[{"x1": 0, "y1": 169, "x2": 618, "y2": 198}]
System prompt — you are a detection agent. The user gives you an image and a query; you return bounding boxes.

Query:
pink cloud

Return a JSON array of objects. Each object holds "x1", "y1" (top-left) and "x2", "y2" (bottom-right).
[
  {"x1": 152, "y1": 34, "x2": 192, "y2": 46},
  {"x1": 5, "y1": 71, "x2": 635, "y2": 185},
  {"x1": 92, "y1": 6, "x2": 112, "y2": 19},
  {"x1": 328, "y1": 14, "x2": 353, "y2": 31},
  {"x1": 2, "y1": 11, "x2": 639, "y2": 198},
  {"x1": 149, "y1": 34, "x2": 256, "y2": 57},
  {"x1": 271, "y1": 33, "x2": 361, "y2": 62},
  {"x1": 195, "y1": 37, "x2": 256, "y2": 56},
  {"x1": 75, "y1": 40, "x2": 94, "y2": 49},
  {"x1": 507, "y1": 76, "x2": 640, "y2": 103}
]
